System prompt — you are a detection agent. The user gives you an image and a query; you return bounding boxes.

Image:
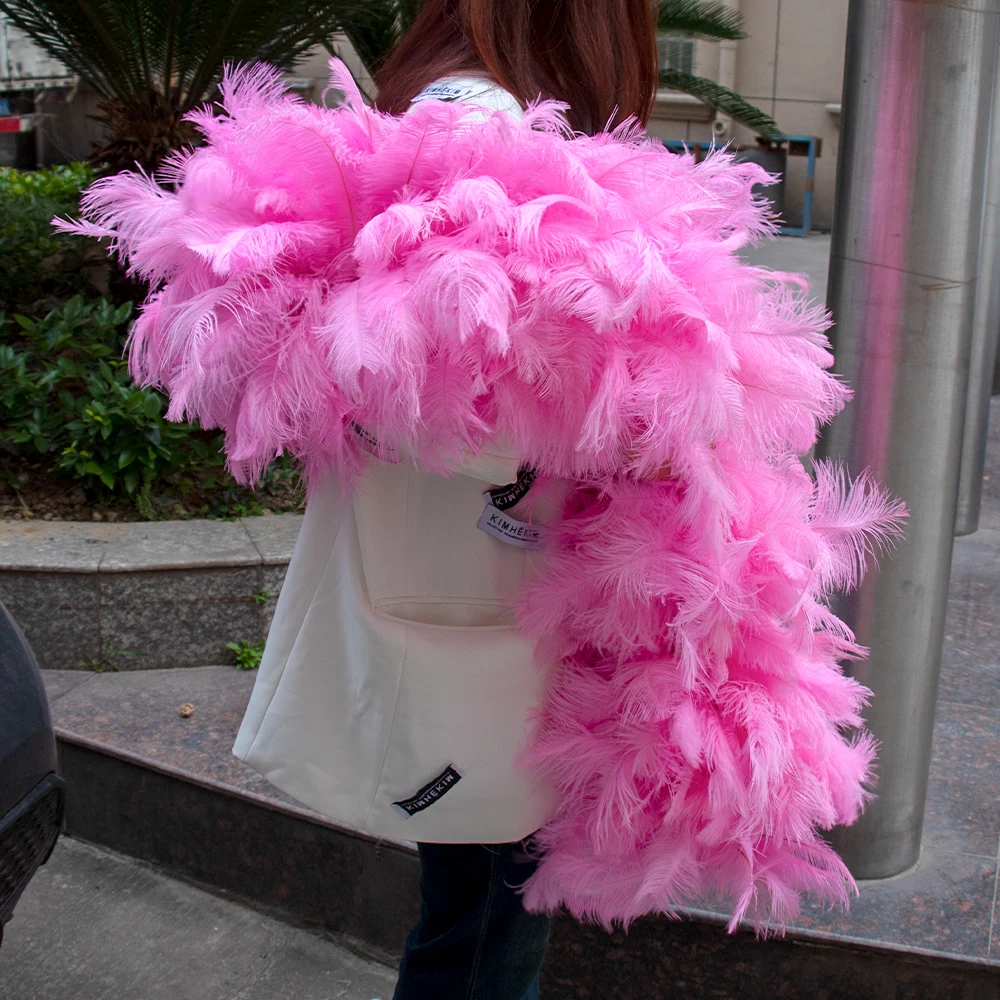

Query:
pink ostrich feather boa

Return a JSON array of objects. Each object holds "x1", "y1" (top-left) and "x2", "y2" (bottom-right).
[{"x1": 60, "y1": 60, "x2": 905, "y2": 932}]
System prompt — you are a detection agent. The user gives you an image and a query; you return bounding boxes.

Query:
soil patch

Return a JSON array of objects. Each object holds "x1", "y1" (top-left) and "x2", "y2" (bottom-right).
[{"x1": 0, "y1": 456, "x2": 305, "y2": 523}]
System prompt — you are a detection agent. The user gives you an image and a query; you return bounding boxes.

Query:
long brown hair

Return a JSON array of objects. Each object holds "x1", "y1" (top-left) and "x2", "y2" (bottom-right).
[{"x1": 373, "y1": 0, "x2": 658, "y2": 134}]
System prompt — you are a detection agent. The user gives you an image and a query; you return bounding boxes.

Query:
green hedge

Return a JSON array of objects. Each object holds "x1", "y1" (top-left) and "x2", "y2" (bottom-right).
[
  {"x1": 0, "y1": 163, "x2": 99, "y2": 314},
  {"x1": 0, "y1": 165, "x2": 300, "y2": 518}
]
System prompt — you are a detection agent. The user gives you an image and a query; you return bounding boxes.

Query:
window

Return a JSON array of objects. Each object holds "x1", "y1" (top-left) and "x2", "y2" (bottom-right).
[{"x1": 657, "y1": 35, "x2": 695, "y2": 76}]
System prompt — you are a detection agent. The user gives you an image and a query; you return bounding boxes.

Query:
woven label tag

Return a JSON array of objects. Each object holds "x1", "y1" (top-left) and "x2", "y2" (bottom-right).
[
  {"x1": 411, "y1": 80, "x2": 487, "y2": 103},
  {"x1": 477, "y1": 502, "x2": 546, "y2": 549},
  {"x1": 392, "y1": 765, "x2": 464, "y2": 818},
  {"x1": 486, "y1": 467, "x2": 536, "y2": 511}
]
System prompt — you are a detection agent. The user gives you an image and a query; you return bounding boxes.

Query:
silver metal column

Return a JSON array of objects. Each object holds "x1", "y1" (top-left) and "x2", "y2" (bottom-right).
[
  {"x1": 817, "y1": 0, "x2": 1000, "y2": 878},
  {"x1": 956, "y1": 66, "x2": 1000, "y2": 537}
]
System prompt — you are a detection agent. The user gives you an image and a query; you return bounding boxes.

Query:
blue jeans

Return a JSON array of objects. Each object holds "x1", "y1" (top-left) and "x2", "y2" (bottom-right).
[{"x1": 392, "y1": 839, "x2": 550, "y2": 1000}]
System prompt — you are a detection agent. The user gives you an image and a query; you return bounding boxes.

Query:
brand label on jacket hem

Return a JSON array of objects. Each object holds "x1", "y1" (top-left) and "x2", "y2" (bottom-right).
[
  {"x1": 392, "y1": 765, "x2": 464, "y2": 818},
  {"x1": 478, "y1": 503, "x2": 546, "y2": 549}
]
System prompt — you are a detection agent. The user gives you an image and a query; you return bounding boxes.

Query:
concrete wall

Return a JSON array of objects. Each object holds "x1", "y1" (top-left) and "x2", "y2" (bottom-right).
[
  {"x1": 645, "y1": 37, "x2": 721, "y2": 147},
  {"x1": 36, "y1": 82, "x2": 107, "y2": 165},
  {"x1": 647, "y1": 0, "x2": 849, "y2": 232},
  {"x1": 734, "y1": 0, "x2": 848, "y2": 231}
]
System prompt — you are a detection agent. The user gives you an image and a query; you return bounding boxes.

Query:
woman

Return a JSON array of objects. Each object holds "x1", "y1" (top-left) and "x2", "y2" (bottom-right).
[
  {"x1": 62, "y1": 0, "x2": 902, "y2": 996},
  {"x1": 378, "y1": 8, "x2": 658, "y2": 997},
  {"x1": 239, "y1": 5, "x2": 660, "y2": 997}
]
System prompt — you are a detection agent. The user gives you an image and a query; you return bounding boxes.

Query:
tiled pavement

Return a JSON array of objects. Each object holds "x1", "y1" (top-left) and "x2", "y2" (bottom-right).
[{"x1": 0, "y1": 838, "x2": 398, "y2": 1000}]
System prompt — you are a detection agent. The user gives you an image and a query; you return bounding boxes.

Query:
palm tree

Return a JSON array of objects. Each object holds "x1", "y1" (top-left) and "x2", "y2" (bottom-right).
[{"x1": 0, "y1": 0, "x2": 359, "y2": 172}]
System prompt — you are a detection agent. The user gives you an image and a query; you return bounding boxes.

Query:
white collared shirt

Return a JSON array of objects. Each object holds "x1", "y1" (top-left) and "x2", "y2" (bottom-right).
[{"x1": 410, "y1": 75, "x2": 524, "y2": 118}]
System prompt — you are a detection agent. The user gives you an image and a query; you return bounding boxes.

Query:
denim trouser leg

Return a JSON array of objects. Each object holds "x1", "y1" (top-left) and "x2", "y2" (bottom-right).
[{"x1": 392, "y1": 839, "x2": 550, "y2": 1000}]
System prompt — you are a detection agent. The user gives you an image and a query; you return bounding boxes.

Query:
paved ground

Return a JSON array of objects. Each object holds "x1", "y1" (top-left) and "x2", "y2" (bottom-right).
[
  {"x1": 741, "y1": 231, "x2": 832, "y2": 304},
  {"x1": 0, "y1": 837, "x2": 399, "y2": 1000}
]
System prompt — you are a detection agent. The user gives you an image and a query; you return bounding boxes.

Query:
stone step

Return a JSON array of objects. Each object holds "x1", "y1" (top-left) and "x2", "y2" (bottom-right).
[
  {"x1": 42, "y1": 665, "x2": 1000, "y2": 999},
  {"x1": 42, "y1": 665, "x2": 418, "y2": 961}
]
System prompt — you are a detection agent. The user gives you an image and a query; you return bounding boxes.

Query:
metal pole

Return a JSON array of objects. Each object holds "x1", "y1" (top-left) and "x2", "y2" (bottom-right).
[
  {"x1": 817, "y1": 0, "x2": 1000, "y2": 878},
  {"x1": 956, "y1": 67, "x2": 1000, "y2": 537}
]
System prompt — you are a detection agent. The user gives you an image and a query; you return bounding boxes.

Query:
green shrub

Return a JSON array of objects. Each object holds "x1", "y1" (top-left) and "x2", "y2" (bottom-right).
[
  {"x1": 0, "y1": 293, "x2": 300, "y2": 514},
  {"x1": 0, "y1": 165, "x2": 303, "y2": 520},
  {"x1": 0, "y1": 164, "x2": 102, "y2": 315},
  {"x1": 1, "y1": 296, "x2": 184, "y2": 488}
]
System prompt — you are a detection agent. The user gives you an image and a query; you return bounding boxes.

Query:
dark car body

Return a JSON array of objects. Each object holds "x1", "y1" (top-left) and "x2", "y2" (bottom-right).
[{"x1": 0, "y1": 599, "x2": 63, "y2": 946}]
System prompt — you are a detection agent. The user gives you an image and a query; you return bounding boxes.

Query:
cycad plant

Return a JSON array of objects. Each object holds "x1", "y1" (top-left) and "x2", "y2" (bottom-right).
[{"x1": 0, "y1": 0, "x2": 359, "y2": 172}]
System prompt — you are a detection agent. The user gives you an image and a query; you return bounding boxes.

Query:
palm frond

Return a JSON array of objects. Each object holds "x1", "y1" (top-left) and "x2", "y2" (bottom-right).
[
  {"x1": 0, "y1": 0, "x2": 355, "y2": 110},
  {"x1": 337, "y1": 0, "x2": 401, "y2": 77},
  {"x1": 658, "y1": 0, "x2": 746, "y2": 40},
  {"x1": 396, "y1": 0, "x2": 422, "y2": 33},
  {"x1": 660, "y1": 70, "x2": 778, "y2": 135},
  {"x1": 337, "y1": 0, "x2": 425, "y2": 78},
  {"x1": 0, "y1": 0, "x2": 360, "y2": 170},
  {"x1": 180, "y1": 1, "x2": 355, "y2": 112}
]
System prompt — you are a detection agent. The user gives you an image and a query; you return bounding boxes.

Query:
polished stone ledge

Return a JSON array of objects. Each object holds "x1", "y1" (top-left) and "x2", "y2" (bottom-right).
[
  {"x1": 0, "y1": 513, "x2": 303, "y2": 573},
  {"x1": 0, "y1": 515, "x2": 303, "y2": 669},
  {"x1": 43, "y1": 665, "x2": 1000, "y2": 997}
]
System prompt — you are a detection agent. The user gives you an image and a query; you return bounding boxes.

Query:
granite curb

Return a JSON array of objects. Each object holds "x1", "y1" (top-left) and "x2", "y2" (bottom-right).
[
  {"x1": 0, "y1": 514, "x2": 303, "y2": 669},
  {"x1": 0, "y1": 513, "x2": 303, "y2": 573}
]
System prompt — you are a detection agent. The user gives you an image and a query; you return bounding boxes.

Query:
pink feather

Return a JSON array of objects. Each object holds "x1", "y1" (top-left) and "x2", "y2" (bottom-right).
[{"x1": 57, "y1": 59, "x2": 906, "y2": 932}]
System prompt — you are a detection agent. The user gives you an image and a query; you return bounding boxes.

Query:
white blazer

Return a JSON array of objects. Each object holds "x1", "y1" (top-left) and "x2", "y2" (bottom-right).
[{"x1": 233, "y1": 79, "x2": 561, "y2": 844}]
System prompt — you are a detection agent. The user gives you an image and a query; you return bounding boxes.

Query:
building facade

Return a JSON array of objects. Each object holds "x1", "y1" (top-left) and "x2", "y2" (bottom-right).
[{"x1": 645, "y1": 0, "x2": 849, "y2": 231}]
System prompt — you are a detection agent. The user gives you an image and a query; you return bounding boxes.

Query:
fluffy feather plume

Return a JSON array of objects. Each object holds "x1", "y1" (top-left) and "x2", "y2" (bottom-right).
[{"x1": 57, "y1": 59, "x2": 905, "y2": 932}]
